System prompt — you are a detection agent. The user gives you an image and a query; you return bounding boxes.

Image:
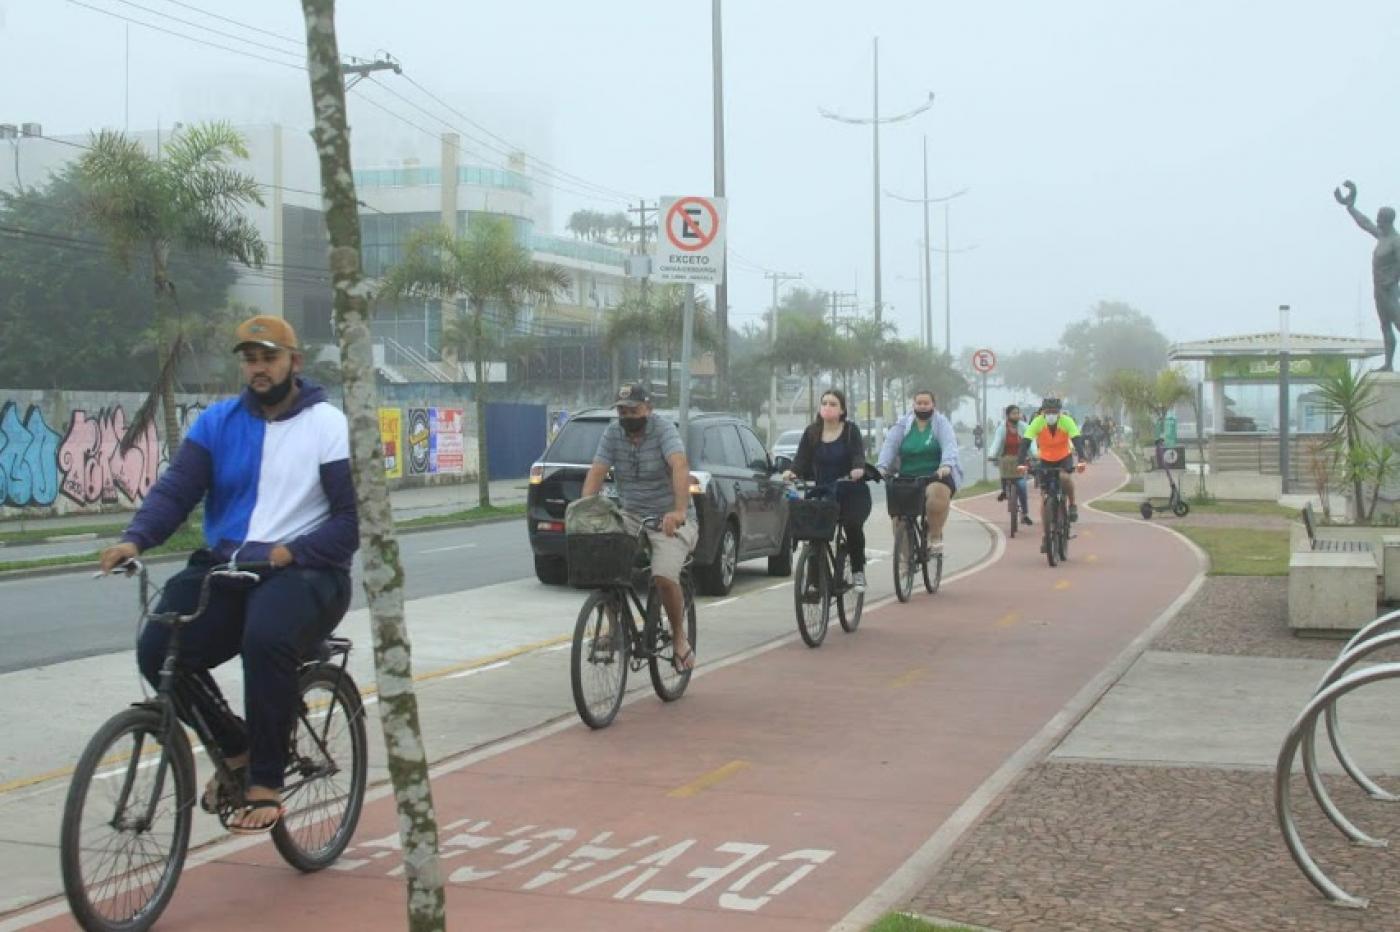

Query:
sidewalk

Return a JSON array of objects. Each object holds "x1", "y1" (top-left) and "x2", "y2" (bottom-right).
[
  {"x1": 0, "y1": 478, "x2": 529, "y2": 563},
  {"x1": 902, "y1": 478, "x2": 1400, "y2": 931}
]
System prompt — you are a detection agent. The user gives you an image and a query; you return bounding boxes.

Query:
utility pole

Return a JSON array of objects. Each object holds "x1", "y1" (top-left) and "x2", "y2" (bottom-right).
[
  {"x1": 712, "y1": 0, "x2": 730, "y2": 408},
  {"x1": 628, "y1": 200, "x2": 657, "y2": 382},
  {"x1": 765, "y1": 270, "x2": 802, "y2": 445},
  {"x1": 342, "y1": 54, "x2": 401, "y2": 89},
  {"x1": 819, "y1": 39, "x2": 934, "y2": 419},
  {"x1": 886, "y1": 146, "x2": 965, "y2": 355},
  {"x1": 1279, "y1": 304, "x2": 1291, "y2": 495}
]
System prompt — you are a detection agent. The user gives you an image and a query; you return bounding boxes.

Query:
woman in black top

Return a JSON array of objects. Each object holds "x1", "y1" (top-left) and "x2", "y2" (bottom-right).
[{"x1": 783, "y1": 389, "x2": 872, "y2": 592}]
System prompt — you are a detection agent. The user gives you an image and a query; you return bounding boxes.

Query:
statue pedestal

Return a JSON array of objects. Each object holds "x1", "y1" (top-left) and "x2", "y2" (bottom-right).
[{"x1": 1361, "y1": 370, "x2": 1400, "y2": 521}]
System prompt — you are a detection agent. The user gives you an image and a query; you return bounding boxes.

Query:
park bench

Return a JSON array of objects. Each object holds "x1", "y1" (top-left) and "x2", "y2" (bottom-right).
[{"x1": 1301, "y1": 503, "x2": 1375, "y2": 554}]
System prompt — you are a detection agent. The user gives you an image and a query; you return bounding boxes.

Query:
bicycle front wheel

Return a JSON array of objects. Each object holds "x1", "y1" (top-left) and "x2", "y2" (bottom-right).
[
  {"x1": 836, "y1": 542, "x2": 864, "y2": 632},
  {"x1": 61, "y1": 705, "x2": 195, "y2": 932},
  {"x1": 1057, "y1": 499, "x2": 1071, "y2": 562},
  {"x1": 1044, "y1": 502, "x2": 1059, "y2": 568},
  {"x1": 571, "y1": 589, "x2": 630, "y2": 728},
  {"x1": 272, "y1": 665, "x2": 368, "y2": 872},
  {"x1": 647, "y1": 576, "x2": 697, "y2": 702},
  {"x1": 793, "y1": 543, "x2": 830, "y2": 647},
  {"x1": 892, "y1": 519, "x2": 915, "y2": 603},
  {"x1": 1008, "y1": 498, "x2": 1019, "y2": 538}
]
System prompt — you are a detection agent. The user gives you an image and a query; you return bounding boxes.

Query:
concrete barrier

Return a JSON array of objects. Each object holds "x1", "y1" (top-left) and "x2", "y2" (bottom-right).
[
  {"x1": 1289, "y1": 550, "x2": 1381, "y2": 636},
  {"x1": 1384, "y1": 536, "x2": 1400, "y2": 604}
]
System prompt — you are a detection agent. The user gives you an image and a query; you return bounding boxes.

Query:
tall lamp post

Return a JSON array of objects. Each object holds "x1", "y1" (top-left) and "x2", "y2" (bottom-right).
[
  {"x1": 1279, "y1": 304, "x2": 1291, "y2": 494},
  {"x1": 886, "y1": 145, "x2": 967, "y2": 353},
  {"x1": 819, "y1": 36, "x2": 934, "y2": 418}
]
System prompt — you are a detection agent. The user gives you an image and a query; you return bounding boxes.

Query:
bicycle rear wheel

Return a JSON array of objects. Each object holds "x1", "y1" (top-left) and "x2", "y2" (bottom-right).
[
  {"x1": 1044, "y1": 501, "x2": 1059, "y2": 568},
  {"x1": 1057, "y1": 498, "x2": 1071, "y2": 562},
  {"x1": 61, "y1": 705, "x2": 194, "y2": 932},
  {"x1": 272, "y1": 665, "x2": 368, "y2": 872},
  {"x1": 1008, "y1": 495, "x2": 1019, "y2": 538},
  {"x1": 892, "y1": 519, "x2": 915, "y2": 603},
  {"x1": 647, "y1": 576, "x2": 697, "y2": 702},
  {"x1": 835, "y1": 541, "x2": 864, "y2": 632},
  {"x1": 571, "y1": 589, "x2": 631, "y2": 728},
  {"x1": 793, "y1": 543, "x2": 830, "y2": 647}
]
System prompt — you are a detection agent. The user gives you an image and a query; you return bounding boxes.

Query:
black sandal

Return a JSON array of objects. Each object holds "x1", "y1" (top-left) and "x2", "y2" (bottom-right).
[
  {"x1": 226, "y1": 798, "x2": 284, "y2": 835},
  {"x1": 671, "y1": 646, "x2": 696, "y2": 673},
  {"x1": 200, "y1": 766, "x2": 247, "y2": 815}
]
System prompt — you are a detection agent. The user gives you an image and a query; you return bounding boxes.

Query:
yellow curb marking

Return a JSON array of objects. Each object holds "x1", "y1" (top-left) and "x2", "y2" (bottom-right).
[
  {"x1": 1054, "y1": 580, "x2": 1072, "y2": 591},
  {"x1": 995, "y1": 611, "x2": 1021, "y2": 628},
  {"x1": 669, "y1": 760, "x2": 750, "y2": 798},
  {"x1": 1087, "y1": 554, "x2": 1099, "y2": 563},
  {"x1": 889, "y1": 667, "x2": 927, "y2": 688}
]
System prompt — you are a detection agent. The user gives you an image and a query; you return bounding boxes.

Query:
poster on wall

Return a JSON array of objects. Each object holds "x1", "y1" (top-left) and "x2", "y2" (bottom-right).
[
  {"x1": 406, "y1": 407, "x2": 431, "y2": 476},
  {"x1": 431, "y1": 407, "x2": 465, "y2": 475},
  {"x1": 378, "y1": 407, "x2": 403, "y2": 478}
]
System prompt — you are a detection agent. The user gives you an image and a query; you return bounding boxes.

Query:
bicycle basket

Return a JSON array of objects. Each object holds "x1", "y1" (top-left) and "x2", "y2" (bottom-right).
[
  {"x1": 567, "y1": 532, "x2": 641, "y2": 588},
  {"x1": 789, "y1": 498, "x2": 840, "y2": 541},
  {"x1": 886, "y1": 477, "x2": 927, "y2": 517}
]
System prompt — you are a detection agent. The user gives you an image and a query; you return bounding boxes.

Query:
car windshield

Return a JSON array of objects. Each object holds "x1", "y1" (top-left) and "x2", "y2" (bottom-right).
[
  {"x1": 777, "y1": 431, "x2": 804, "y2": 445},
  {"x1": 546, "y1": 418, "x2": 609, "y2": 465}
]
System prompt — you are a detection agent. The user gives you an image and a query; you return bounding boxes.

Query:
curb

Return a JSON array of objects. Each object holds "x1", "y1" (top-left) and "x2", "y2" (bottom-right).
[{"x1": 0, "y1": 511, "x2": 526, "y2": 582}]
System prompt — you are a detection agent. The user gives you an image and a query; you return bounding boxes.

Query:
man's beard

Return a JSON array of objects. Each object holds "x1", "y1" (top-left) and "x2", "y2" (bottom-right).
[{"x1": 251, "y1": 372, "x2": 295, "y2": 406}]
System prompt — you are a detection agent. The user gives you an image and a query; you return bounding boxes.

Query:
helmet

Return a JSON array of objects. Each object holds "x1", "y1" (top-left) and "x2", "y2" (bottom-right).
[{"x1": 1041, "y1": 397, "x2": 1062, "y2": 413}]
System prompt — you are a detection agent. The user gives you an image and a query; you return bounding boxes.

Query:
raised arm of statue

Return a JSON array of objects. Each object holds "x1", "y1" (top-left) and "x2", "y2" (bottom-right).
[{"x1": 1335, "y1": 180, "x2": 1381, "y2": 238}]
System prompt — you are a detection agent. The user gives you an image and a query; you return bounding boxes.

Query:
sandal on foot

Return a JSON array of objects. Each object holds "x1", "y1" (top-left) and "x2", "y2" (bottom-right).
[
  {"x1": 200, "y1": 766, "x2": 246, "y2": 815},
  {"x1": 227, "y1": 799, "x2": 284, "y2": 835},
  {"x1": 671, "y1": 646, "x2": 696, "y2": 673}
]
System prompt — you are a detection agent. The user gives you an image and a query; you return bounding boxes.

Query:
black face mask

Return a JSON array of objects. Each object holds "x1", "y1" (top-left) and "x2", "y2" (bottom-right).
[
  {"x1": 620, "y1": 415, "x2": 647, "y2": 435},
  {"x1": 914, "y1": 409, "x2": 933, "y2": 421},
  {"x1": 251, "y1": 372, "x2": 295, "y2": 407}
]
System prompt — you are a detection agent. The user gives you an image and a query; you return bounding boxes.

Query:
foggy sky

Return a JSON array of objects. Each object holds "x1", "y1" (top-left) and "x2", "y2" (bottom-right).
[{"x1": 5, "y1": 0, "x2": 1399, "y2": 360}]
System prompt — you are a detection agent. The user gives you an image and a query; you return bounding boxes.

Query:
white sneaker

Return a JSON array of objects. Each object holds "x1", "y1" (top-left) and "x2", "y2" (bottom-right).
[
  {"x1": 852, "y1": 570, "x2": 867, "y2": 592},
  {"x1": 928, "y1": 538, "x2": 944, "y2": 556}
]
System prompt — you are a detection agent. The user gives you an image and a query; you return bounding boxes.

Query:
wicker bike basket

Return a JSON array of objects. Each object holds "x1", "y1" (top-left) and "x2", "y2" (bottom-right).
[
  {"x1": 788, "y1": 498, "x2": 840, "y2": 542},
  {"x1": 566, "y1": 532, "x2": 641, "y2": 588},
  {"x1": 886, "y1": 476, "x2": 928, "y2": 517}
]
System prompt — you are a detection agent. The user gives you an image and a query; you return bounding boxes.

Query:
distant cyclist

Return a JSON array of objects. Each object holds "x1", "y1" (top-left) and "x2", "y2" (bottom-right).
[
  {"x1": 877, "y1": 389, "x2": 963, "y2": 555},
  {"x1": 989, "y1": 404, "x2": 1032, "y2": 527},
  {"x1": 1017, "y1": 398, "x2": 1087, "y2": 541}
]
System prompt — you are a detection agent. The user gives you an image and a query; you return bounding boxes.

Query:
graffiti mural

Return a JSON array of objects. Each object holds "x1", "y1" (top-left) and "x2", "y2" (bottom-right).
[
  {"x1": 57, "y1": 406, "x2": 162, "y2": 507},
  {"x1": 0, "y1": 402, "x2": 62, "y2": 507}
]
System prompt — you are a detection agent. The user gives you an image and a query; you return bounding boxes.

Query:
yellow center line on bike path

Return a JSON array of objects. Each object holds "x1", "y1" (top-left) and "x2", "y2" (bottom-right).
[
  {"x1": 995, "y1": 611, "x2": 1021, "y2": 628},
  {"x1": 667, "y1": 760, "x2": 750, "y2": 799},
  {"x1": 889, "y1": 667, "x2": 927, "y2": 689},
  {"x1": 1054, "y1": 580, "x2": 1072, "y2": 591}
]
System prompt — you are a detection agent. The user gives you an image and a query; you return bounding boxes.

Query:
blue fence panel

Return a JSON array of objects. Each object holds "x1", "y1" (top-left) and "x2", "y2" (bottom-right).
[{"x1": 485, "y1": 402, "x2": 548, "y2": 479}]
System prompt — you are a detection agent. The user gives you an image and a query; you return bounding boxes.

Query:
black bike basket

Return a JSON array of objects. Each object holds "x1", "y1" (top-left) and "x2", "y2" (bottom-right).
[
  {"x1": 789, "y1": 498, "x2": 840, "y2": 541},
  {"x1": 566, "y1": 532, "x2": 640, "y2": 588},
  {"x1": 886, "y1": 477, "x2": 927, "y2": 517}
]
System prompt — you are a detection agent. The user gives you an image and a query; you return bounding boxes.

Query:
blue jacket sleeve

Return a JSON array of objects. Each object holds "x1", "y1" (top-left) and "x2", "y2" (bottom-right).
[
  {"x1": 877, "y1": 417, "x2": 905, "y2": 475},
  {"x1": 989, "y1": 423, "x2": 1007, "y2": 459},
  {"x1": 121, "y1": 439, "x2": 211, "y2": 552},
  {"x1": 935, "y1": 414, "x2": 963, "y2": 484},
  {"x1": 286, "y1": 459, "x2": 359, "y2": 570}
]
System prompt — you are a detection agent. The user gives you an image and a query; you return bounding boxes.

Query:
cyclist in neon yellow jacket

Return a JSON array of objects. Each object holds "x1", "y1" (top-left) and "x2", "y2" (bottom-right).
[{"x1": 1016, "y1": 397, "x2": 1088, "y2": 533}]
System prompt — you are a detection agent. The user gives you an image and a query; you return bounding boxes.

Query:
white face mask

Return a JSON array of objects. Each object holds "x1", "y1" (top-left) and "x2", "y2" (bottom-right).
[{"x1": 1046, "y1": 413, "x2": 1060, "y2": 425}]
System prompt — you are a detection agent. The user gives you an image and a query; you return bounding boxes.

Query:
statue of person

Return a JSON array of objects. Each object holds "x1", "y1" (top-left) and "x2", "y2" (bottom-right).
[{"x1": 1335, "y1": 180, "x2": 1400, "y2": 371}]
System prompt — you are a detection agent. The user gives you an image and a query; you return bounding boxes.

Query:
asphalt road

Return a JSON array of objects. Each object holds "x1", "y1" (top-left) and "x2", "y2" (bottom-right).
[{"x1": 0, "y1": 520, "x2": 535, "y2": 673}]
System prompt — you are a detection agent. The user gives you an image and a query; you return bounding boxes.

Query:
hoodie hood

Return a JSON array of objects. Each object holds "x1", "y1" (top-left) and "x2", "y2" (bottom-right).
[{"x1": 239, "y1": 376, "x2": 328, "y2": 420}]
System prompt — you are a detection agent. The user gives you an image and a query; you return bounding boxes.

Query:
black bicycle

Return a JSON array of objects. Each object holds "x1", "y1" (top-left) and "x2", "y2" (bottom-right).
[
  {"x1": 888, "y1": 475, "x2": 942, "y2": 602},
  {"x1": 569, "y1": 517, "x2": 697, "y2": 729},
  {"x1": 1000, "y1": 476, "x2": 1022, "y2": 538},
  {"x1": 60, "y1": 560, "x2": 367, "y2": 932},
  {"x1": 788, "y1": 480, "x2": 863, "y2": 647},
  {"x1": 1034, "y1": 466, "x2": 1072, "y2": 567}
]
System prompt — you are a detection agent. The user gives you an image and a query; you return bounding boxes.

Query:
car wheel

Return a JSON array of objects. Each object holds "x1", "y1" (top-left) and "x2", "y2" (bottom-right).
[
  {"x1": 534, "y1": 554, "x2": 569, "y2": 586},
  {"x1": 698, "y1": 521, "x2": 739, "y2": 596},
  {"x1": 767, "y1": 526, "x2": 793, "y2": 577}
]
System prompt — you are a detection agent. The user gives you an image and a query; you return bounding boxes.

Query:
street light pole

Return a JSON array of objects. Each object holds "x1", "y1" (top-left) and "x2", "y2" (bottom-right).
[
  {"x1": 1279, "y1": 304, "x2": 1291, "y2": 495},
  {"x1": 886, "y1": 168, "x2": 966, "y2": 355},
  {"x1": 819, "y1": 39, "x2": 934, "y2": 419},
  {"x1": 712, "y1": 0, "x2": 729, "y2": 407}
]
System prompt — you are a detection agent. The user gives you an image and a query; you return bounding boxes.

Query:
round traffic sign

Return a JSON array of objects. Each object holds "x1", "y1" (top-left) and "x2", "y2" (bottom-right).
[
  {"x1": 664, "y1": 197, "x2": 720, "y2": 253},
  {"x1": 972, "y1": 349, "x2": 997, "y2": 373}
]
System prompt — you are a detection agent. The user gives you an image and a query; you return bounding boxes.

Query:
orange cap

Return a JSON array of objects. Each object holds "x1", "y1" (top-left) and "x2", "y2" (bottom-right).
[{"x1": 233, "y1": 315, "x2": 299, "y2": 352}]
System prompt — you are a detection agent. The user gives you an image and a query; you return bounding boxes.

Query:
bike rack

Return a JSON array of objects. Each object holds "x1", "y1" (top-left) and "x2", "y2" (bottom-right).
[{"x1": 1275, "y1": 608, "x2": 1400, "y2": 908}]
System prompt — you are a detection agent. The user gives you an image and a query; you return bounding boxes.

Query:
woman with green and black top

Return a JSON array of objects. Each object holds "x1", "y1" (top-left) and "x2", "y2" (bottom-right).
[
  {"x1": 877, "y1": 389, "x2": 963, "y2": 555},
  {"x1": 782, "y1": 389, "x2": 872, "y2": 592}
]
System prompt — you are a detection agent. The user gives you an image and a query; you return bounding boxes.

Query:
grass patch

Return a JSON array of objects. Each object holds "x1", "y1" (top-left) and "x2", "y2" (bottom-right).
[
  {"x1": 869, "y1": 913, "x2": 984, "y2": 932},
  {"x1": 0, "y1": 520, "x2": 126, "y2": 545},
  {"x1": 398, "y1": 503, "x2": 526, "y2": 529},
  {"x1": 1091, "y1": 498, "x2": 1295, "y2": 519},
  {"x1": 958, "y1": 479, "x2": 1001, "y2": 498},
  {"x1": 1175, "y1": 526, "x2": 1289, "y2": 576},
  {"x1": 0, "y1": 523, "x2": 206, "y2": 574},
  {"x1": 1121, "y1": 475, "x2": 1144, "y2": 493}
]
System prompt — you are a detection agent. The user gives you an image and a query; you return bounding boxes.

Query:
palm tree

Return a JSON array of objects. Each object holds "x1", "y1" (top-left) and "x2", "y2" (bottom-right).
[
  {"x1": 767, "y1": 311, "x2": 836, "y2": 421},
  {"x1": 380, "y1": 219, "x2": 568, "y2": 507},
  {"x1": 1317, "y1": 368, "x2": 1380, "y2": 522},
  {"x1": 842, "y1": 317, "x2": 896, "y2": 421},
  {"x1": 79, "y1": 122, "x2": 267, "y2": 456},
  {"x1": 651, "y1": 285, "x2": 717, "y2": 403},
  {"x1": 603, "y1": 288, "x2": 661, "y2": 386}
]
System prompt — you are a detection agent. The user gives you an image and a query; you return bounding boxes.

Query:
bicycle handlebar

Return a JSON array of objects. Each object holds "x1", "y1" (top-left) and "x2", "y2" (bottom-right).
[{"x1": 98, "y1": 559, "x2": 278, "y2": 627}]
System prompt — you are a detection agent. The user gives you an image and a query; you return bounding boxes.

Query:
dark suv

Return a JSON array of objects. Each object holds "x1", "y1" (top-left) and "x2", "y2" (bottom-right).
[{"x1": 527, "y1": 409, "x2": 792, "y2": 595}]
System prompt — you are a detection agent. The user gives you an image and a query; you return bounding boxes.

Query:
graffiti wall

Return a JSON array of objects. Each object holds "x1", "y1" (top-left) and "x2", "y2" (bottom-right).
[{"x1": 0, "y1": 390, "x2": 216, "y2": 517}]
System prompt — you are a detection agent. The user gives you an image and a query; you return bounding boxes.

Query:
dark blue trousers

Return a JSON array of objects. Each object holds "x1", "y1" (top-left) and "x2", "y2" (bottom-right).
[{"x1": 137, "y1": 554, "x2": 351, "y2": 789}]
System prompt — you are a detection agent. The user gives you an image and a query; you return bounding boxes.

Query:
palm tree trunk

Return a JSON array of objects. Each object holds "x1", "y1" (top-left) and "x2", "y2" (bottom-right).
[
  {"x1": 298, "y1": 5, "x2": 445, "y2": 929},
  {"x1": 152, "y1": 248, "x2": 183, "y2": 459},
  {"x1": 474, "y1": 306, "x2": 491, "y2": 508}
]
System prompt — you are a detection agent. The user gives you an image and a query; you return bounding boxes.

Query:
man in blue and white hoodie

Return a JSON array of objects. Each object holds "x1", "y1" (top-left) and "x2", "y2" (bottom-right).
[{"x1": 100, "y1": 315, "x2": 358, "y2": 834}]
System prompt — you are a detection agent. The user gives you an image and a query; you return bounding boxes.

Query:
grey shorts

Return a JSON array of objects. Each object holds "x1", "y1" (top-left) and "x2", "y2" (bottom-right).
[{"x1": 621, "y1": 511, "x2": 698, "y2": 583}]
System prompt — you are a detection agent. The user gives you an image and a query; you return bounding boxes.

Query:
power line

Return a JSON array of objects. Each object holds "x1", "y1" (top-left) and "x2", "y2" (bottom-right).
[
  {"x1": 152, "y1": 0, "x2": 303, "y2": 47},
  {"x1": 105, "y1": 0, "x2": 305, "y2": 59},
  {"x1": 65, "y1": 0, "x2": 307, "y2": 71}
]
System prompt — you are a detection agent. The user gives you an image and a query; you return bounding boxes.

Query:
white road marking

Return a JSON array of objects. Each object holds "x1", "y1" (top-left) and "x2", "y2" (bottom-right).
[
  {"x1": 419, "y1": 543, "x2": 479, "y2": 554},
  {"x1": 446, "y1": 660, "x2": 511, "y2": 680}
]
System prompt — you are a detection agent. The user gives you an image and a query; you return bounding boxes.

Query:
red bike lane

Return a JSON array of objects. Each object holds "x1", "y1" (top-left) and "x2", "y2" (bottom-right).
[{"x1": 20, "y1": 459, "x2": 1204, "y2": 931}]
